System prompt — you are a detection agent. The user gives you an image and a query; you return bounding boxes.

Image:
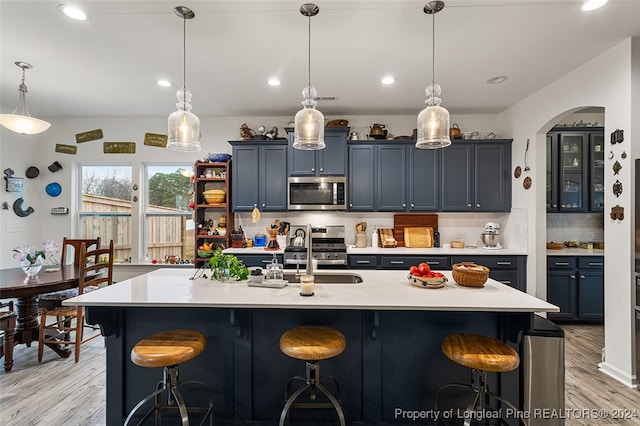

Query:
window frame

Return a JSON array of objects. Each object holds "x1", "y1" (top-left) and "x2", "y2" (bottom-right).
[
  {"x1": 142, "y1": 163, "x2": 194, "y2": 262},
  {"x1": 76, "y1": 161, "x2": 194, "y2": 263}
]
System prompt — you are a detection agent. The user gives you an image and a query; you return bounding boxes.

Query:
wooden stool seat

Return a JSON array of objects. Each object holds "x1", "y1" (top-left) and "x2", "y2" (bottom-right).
[
  {"x1": 131, "y1": 329, "x2": 206, "y2": 368},
  {"x1": 441, "y1": 333, "x2": 519, "y2": 373},
  {"x1": 279, "y1": 326, "x2": 346, "y2": 361}
]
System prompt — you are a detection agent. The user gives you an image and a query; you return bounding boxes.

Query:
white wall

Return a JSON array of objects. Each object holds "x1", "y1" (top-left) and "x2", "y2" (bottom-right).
[{"x1": 499, "y1": 37, "x2": 637, "y2": 386}]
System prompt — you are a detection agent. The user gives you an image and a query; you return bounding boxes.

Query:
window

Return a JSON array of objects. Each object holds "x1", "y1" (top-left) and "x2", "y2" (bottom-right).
[
  {"x1": 78, "y1": 163, "x2": 193, "y2": 263},
  {"x1": 145, "y1": 165, "x2": 194, "y2": 263},
  {"x1": 79, "y1": 164, "x2": 133, "y2": 262}
]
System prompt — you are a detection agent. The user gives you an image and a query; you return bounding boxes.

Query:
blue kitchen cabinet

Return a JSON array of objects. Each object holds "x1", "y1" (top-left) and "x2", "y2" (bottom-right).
[
  {"x1": 450, "y1": 256, "x2": 526, "y2": 291},
  {"x1": 408, "y1": 145, "x2": 440, "y2": 211},
  {"x1": 347, "y1": 144, "x2": 375, "y2": 211},
  {"x1": 547, "y1": 256, "x2": 603, "y2": 322},
  {"x1": 547, "y1": 127, "x2": 603, "y2": 212},
  {"x1": 349, "y1": 140, "x2": 440, "y2": 212},
  {"x1": 589, "y1": 132, "x2": 604, "y2": 212},
  {"x1": 230, "y1": 141, "x2": 287, "y2": 211},
  {"x1": 236, "y1": 254, "x2": 283, "y2": 268},
  {"x1": 376, "y1": 144, "x2": 407, "y2": 211},
  {"x1": 547, "y1": 269, "x2": 578, "y2": 320},
  {"x1": 441, "y1": 141, "x2": 512, "y2": 212},
  {"x1": 287, "y1": 127, "x2": 349, "y2": 176},
  {"x1": 379, "y1": 256, "x2": 450, "y2": 270}
]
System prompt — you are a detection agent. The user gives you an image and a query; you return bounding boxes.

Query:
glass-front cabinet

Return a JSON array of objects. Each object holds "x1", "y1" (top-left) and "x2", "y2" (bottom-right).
[
  {"x1": 590, "y1": 133, "x2": 604, "y2": 211},
  {"x1": 547, "y1": 127, "x2": 603, "y2": 213}
]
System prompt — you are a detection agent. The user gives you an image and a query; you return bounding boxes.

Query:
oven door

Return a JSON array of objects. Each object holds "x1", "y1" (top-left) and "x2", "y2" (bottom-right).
[{"x1": 287, "y1": 176, "x2": 346, "y2": 210}]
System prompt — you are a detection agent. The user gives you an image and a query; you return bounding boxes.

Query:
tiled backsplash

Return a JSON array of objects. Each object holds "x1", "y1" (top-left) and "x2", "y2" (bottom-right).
[
  {"x1": 546, "y1": 213, "x2": 605, "y2": 243},
  {"x1": 234, "y1": 208, "x2": 529, "y2": 250}
]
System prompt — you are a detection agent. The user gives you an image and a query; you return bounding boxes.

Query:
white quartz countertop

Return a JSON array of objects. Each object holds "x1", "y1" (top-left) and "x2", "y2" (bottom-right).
[
  {"x1": 546, "y1": 248, "x2": 604, "y2": 256},
  {"x1": 224, "y1": 247, "x2": 527, "y2": 256},
  {"x1": 66, "y1": 269, "x2": 557, "y2": 313},
  {"x1": 346, "y1": 246, "x2": 527, "y2": 255}
]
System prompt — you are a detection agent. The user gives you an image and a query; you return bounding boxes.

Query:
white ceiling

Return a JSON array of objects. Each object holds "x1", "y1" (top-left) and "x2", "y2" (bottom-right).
[{"x1": 1, "y1": 0, "x2": 640, "y2": 119}]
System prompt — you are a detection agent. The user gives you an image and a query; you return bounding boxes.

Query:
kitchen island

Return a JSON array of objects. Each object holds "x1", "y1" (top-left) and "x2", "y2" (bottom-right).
[{"x1": 66, "y1": 269, "x2": 557, "y2": 425}]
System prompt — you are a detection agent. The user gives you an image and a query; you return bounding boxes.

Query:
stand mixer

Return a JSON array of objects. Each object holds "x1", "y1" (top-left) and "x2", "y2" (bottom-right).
[{"x1": 481, "y1": 222, "x2": 502, "y2": 250}]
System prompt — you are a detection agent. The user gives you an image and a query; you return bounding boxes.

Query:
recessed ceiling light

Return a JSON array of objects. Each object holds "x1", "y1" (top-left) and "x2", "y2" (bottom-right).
[
  {"x1": 381, "y1": 76, "x2": 396, "y2": 85},
  {"x1": 267, "y1": 78, "x2": 282, "y2": 86},
  {"x1": 486, "y1": 75, "x2": 508, "y2": 84},
  {"x1": 156, "y1": 79, "x2": 173, "y2": 87},
  {"x1": 58, "y1": 4, "x2": 90, "y2": 21},
  {"x1": 582, "y1": 0, "x2": 608, "y2": 11}
]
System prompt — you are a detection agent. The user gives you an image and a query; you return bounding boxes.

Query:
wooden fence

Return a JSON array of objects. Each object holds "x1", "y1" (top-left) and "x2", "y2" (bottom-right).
[{"x1": 81, "y1": 195, "x2": 194, "y2": 262}]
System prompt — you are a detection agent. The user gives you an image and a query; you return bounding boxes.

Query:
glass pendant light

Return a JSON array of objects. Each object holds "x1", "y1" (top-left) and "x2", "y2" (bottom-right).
[
  {"x1": 416, "y1": 1, "x2": 451, "y2": 149},
  {"x1": 293, "y1": 3, "x2": 325, "y2": 150},
  {"x1": 0, "y1": 62, "x2": 51, "y2": 135},
  {"x1": 167, "y1": 6, "x2": 201, "y2": 152}
]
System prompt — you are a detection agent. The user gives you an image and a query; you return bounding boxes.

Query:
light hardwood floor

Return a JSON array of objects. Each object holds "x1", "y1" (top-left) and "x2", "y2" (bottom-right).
[{"x1": 0, "y1": 326, "x2": 638, "y2": 425}]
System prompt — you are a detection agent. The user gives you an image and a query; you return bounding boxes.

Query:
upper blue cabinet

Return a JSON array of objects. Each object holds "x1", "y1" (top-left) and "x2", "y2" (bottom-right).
[{"x1": 287, "y1": 127, "x2": 349, "y2": 176}]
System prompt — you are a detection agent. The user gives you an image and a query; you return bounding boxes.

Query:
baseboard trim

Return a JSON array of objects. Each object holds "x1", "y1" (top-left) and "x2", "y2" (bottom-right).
[{"x1": 598, "y1": 361, "x2": 636, "y2": 387}]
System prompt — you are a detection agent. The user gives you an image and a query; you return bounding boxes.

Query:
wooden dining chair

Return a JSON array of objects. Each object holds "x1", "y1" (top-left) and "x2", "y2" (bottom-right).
[
  {"x1": 60, "y1": 237, "x2": 101, "y2": 266},
  {"x1": 0, "y1": 301, "x2": 16, "y2": 372},
  {"x1": 38, "y1": 237, "x2": 102, "y2": 310},
  {"x1": 38, "y1": 240, "x2": 114, "y2": 363}
]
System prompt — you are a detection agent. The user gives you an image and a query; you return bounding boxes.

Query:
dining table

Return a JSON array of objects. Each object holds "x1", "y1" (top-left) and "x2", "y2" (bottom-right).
[{"x1": 0, "y1": 264, "x2": 82, "y2": 371}]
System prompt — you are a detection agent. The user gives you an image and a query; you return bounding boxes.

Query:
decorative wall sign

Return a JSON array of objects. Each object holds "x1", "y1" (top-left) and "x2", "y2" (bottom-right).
[
  {"x1": 76, "y1": 129, "x2": 104, "y2": 143},
  {"x1": 13, "y1": 198, "x2": 34, "y2": 217},
  {"x1": 103, "y1": 142, "x2": 136, "y2": 154},
  {"x1": 613, "y1": 161, "x2": 622, "y2": 175},
  {"x1": 51, "y1": 207, "x2": 69, "y2": 215},
  {"x1": 48, "y1": 161, "x2": 63, "y2": 172},
  {"x1": 610, "y1": 129, "x2": 624, "y2": 144},
  {"x1": 143, "y1": 133, "x2": 168, "y2": 147},
  {"x1": 55, "y1": 144, "x2": 77, "y2": 154},
  {"x1": 613, "y1": 180, "x2": 623, "y2": 197},
  {"x1": 610, "y1": 205, "x2": 624, "y2": 221}
]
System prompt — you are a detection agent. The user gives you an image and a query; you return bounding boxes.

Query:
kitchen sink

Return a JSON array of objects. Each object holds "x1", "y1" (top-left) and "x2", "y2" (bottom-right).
[{"x1": 282, "y1": 272, "x2": 363, "y2": 284}]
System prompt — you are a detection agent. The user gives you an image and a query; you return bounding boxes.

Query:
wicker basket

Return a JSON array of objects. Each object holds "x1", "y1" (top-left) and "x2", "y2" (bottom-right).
[{"x1": 451, "y1": 263, "x2": 490, "y2": 287}]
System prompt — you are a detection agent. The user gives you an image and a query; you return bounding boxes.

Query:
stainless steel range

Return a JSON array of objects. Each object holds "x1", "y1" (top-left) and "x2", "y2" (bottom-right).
[{"x1": 284, "y1": 225, "x2": 347, "y2": 267}]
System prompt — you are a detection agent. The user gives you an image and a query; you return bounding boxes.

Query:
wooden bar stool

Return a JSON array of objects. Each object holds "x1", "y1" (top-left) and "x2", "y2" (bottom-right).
[
  {"x1": 124, "y1": 329, "x2": 213, "y2": 426},
  {"x1": 279, "y1": 326, "x2": 346, "y2": 426},
  {"x1": 435, "y1": 333, "x2": 523, "y2": 426}
]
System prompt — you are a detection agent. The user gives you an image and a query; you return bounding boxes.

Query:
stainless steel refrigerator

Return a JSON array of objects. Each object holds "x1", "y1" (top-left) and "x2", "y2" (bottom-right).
[{"x1": 635, "y1": 159, "x2": 640, "y2": 389}]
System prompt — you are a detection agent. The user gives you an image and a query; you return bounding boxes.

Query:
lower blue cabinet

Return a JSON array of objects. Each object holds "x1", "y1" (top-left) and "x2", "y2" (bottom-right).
[{"x1": 547, "y1": 256, "x2": 603, "y2": 322}]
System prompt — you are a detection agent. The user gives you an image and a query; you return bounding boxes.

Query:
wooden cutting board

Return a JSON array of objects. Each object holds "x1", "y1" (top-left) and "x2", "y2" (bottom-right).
[
  {"x1": 404, "y1": 227, "x2": 433, "y2": 248},
  {"x1": 394, "y1": 214, "x2": 438, "y2": 247},
  {"x1": 378, "y1": 228, "x2": 397, "y2": 247}
]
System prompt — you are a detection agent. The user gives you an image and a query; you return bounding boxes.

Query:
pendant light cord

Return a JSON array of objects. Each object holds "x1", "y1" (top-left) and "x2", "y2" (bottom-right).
[
  {"x1": 431, "y1": 11, "x2": 435, "y2": 86},
  {"x1": 183, "y1": 13, "x2": 187, "y2": 103},
  {"x1": 307, "y1": 14, "x2": 311, "y2": 89}
]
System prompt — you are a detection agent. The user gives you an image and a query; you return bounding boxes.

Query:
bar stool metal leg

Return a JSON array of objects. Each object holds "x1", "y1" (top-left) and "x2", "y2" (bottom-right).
[
  {"x1": 434, "y1": 369, "x2": 526, "y2": 426},
  {"x1": 124, "y1": 365, "x2": 213, "y2": 426},
  {"x1": 279, "y1": 360, "x2": 345, "y2": 426}
]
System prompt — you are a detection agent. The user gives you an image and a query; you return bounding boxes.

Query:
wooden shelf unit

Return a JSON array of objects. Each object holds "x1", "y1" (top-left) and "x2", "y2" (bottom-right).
[{"x1": 193, "y1": 161, "x2": 234, "y2": 267}]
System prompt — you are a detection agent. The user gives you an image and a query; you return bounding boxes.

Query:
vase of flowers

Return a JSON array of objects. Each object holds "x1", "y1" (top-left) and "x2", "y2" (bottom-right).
[{"x1": 13, "y1": 240, "x2": 58, "y2": 278}]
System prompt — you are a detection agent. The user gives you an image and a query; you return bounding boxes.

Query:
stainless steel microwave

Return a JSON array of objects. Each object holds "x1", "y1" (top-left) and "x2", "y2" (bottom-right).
[{"x1": 287, "y1": 176, "x2": 347, "y2": 210}]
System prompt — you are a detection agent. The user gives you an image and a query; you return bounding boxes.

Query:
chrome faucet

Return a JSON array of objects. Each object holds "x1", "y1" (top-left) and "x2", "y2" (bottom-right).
[{"x1": 306, "y1": 223, "x2": 313, "y2": 276}]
